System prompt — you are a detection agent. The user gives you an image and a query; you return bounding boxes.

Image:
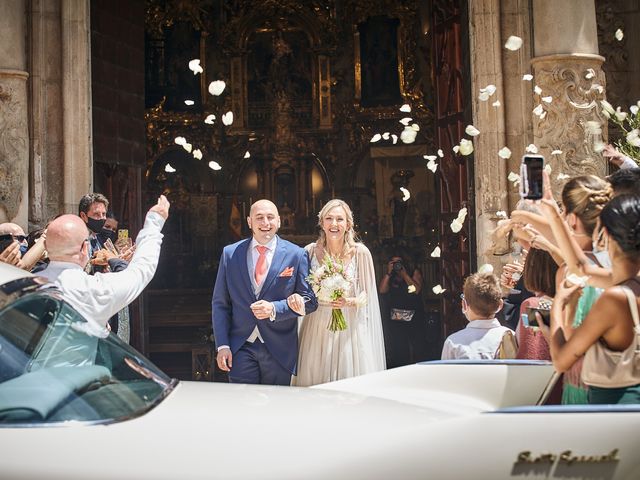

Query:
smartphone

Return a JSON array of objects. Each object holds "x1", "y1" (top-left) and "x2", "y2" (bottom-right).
[
  {"x1": 519, "y1": 154, "x2": 544, "y2": 200},
  {"x1": 0, "y1": 234, "x2": 15, "y2": 253},
  {"x1": 526, "y1": 306, "x2": 551, "y2": 326},
  {"x1": 118, "y1": 229, "x2": 129, "y2": 240}
]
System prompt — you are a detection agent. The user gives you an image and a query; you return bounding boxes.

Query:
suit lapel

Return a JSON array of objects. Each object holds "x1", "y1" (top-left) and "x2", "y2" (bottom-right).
[
  {"x1": 235, "y1": 238, "x2": 254, "y2": 296},
  {"x1": 259, "y1": 236, "x2": 287, "y2": 299}
]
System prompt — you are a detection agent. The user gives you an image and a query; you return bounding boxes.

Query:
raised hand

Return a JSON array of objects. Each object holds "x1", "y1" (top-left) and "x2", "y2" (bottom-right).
[
  {"x1": 149, "y1": 194, "x2": 170, "y2": 220},
  {"x1": 0, "y1": 241, "x2": 23, "y2": 268}
]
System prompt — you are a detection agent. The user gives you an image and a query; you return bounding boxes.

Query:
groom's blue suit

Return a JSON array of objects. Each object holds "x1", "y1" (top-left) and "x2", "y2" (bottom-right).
[{"x1": 212, "y1": 235, "x2": 317, "y2": 384}]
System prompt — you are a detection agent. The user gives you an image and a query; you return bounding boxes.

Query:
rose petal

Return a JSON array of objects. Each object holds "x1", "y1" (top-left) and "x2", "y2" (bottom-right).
[
  {"x1": 498, "y1": 146, "x2": 512, "y2": 159},
  {"x1": 222, "y1": 111, "x2": 234, "y2": 126},
  {"x1": 192, "y1": 149, "x2": 203, "y2": 160},
  {"x1": 615, "y1": 29, "x2": 624, "y2": 41},
  {"x1": 188, "y1": 59, "x2": 203, "y2": 75},
  {"x1": 204, "y1": 114, "x2": 216, "y2": 124},
  {"x1": 400, "y1": 127, "x2": 417, "y2": 144},
  {"x1": 426, "y1": 159, "x2": 438, "y2": 172},
  {"x1": 542, "y1": 96, "x2": 552, "y2": 103},
  {"x1": 400, "y1": 104, "x2": 411, "y2": 113},
  {"x1": 208, "y1": 80, "x2": 226, "y2": 96},
  {"x1": 459, "y1": 138, "x2": 474, "y2": 156},
  {"x1": 525, "y1": 144, "x2": 538, "y2": 153},
  {"x1": 478, "y1": 264, "x2": 494, "y2": 274},
  {"x1": 407, "y1": 285, "x2": 417, "y2": 294},
  {"x1": 182, "y1": 143, "x2": 192, "y2": 153},
  {"x1": 551, "y1": 149, "x2": 563, "y2": 155},
  {"x1": 508, "y1": 171, "x2": 521, "y2": 185},
  {"x1": 437, "y1": 149, "x2": 444, "y2": 158},
  {"x1": 399, "y1": 187, "x2": 411, "y2": 202},
  {"x1": 432, "y1": 284, "x2": 446, "y2": 295},
  {"x1": 382, "y1": 132, "x2": 390, "y2": 140},
  {"x1": 399, "y1": 117, "x2": 413, "y2": 126},
  {"x1": 453, "y1": 145, "x2": 460, "y2": 154},
  {"x1": 370, "y1": 133, "x2": 382, "y2": 143},
  {"x1": 496, "y1": 211, "x2": 507, "y2": 219},
  {"x1": 391, "y1": 134, "x2": 398, "y2": 144},
  {"x1": 479, "y1": 91, "x2": 490, "y2": 102},
  {"x1": 522, "y1": 74, "x2": 533, "y2": 81},
  {"x1": 465, "y1": 125, "x2": 480, "y2": 136},
  {"x1": 174, "y1": 136, "x2": 186, "y2": 146},
  {"x1": 184, "y1": 100, "x2": 195, "y2": 106},
  {"x1": 411, "y1": 123, "x2": 420, "y2": 132},
  {"x1": 534, "y1": 85, "x2": 542, "y2": 95},
  {"x1": 492, "y1": 100, "x2": 501, "y2": 107},
  {"x1": 244, "y1": 151, "x2": 251, "y2": 158},
  {"x1": 430, "y1": 246, "x2": 441, "y2": 258},
  {"x1": 164, "y1": 163, "x2": 176, "y2": 173},
  {"x1": 456, "y1": 207, "x2": 468, "y2": 222},
  {"x1": 424, "y1": 155, "x2": 438, "y2": 161},
  {"x1": 208, "y1": 161, "x2": 222, "y2": 171},
  {"x1": 450, "y1": 219, "x2": 463, "y2": 233},
  {"x1": 533, "y1": 104, "x2": 544, "y2": 117},
  {"x1": 557, "y1": 173, "x2": 570, "y2": 181},
  {"x1": 505, "y1": 35, "x2": 523, "y2": 51}
]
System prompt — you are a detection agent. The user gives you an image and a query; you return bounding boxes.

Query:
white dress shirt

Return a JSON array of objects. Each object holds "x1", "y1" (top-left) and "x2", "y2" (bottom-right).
[
  {"x1": 246, "y1": 236, "x2": 278, "y2": 343},
  {"x1": 39, "y1": 211, "x2": 165, "y2": 329},
  {"x1": 441, "y1": 319, "x2": 513, "y2": 360}
]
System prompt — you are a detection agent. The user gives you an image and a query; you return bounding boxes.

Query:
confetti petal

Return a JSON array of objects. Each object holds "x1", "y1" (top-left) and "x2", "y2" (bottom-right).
[
  {"x1": 407, "y1": 285, "x2": 417, "y2": 294},
  {"x1": 498, "y1": 146, "x2": 512, "y2": 159},
  {"x1": 208, "y1": 161, "x2": 222, "y2": 171},
  {"x1": 615, "y1": 29, "x2": 624, "y2": 41},
  {"x1": 411, "y1": 123, "x2": 420, "y2": 132},
  {"x1": 192, "y1": 149, "x2": 203, "y2": 160},
  {"x1": 244, "y1": 151, "x2": 251, "y2": 158},
  {"x1": 522, "y1": 74, "x2": 533, "y2": 81},
  {"x1": 525, "y1": 144, "x2": 538, "y2": 153},
  {"x1": 400, "y1": 126, "x2": 417, "y2": 144},
  {"x1": 557, "y1": 173, "x2": 570, "y2": 181},
  {"x1": 585, "y1": 69, "x2": 595, "y2": 80},
  {"x1": 208, "y1": 80, "x2": 226, "y2": 96},
  {"x1": 391, "y1": 134, "x2": 398, "y2": 144},
  {"x1": 188, "y1": 59, "x2": 203, "y2": 75},
  {"x1": 459, "y1": 138, "x2": 474, "y2": 156},
  {"x1": 182, "y1": 143, "x2": 192, "y2": 153},
  {"x1": 542, "y1": 96, "x2": 552, "y2": 103},
  {"x1": 453, "y1": 145, "x2": 460, "y2": 154},
  {"x1": 424, "y1": 155, "x2": 438, "y2": 161},
  {"x1": 222, "y1": 111, "x2": 234, "y2": 126},
  {"x1": 370, "y1": 133, "x2": 382, "y2": 143},
  {"x1": 184, "y1": 100, "x2": 195, "y2": 106},
  {"x1": 551, "y1": 149, "x2": 563, "y2": 155},
  {"x1": 432, "y1": 284, "x2": 446, "y2": 295},
  {"x1": 204, "y1": 114, "x2": 216, "y2": 124},
  {"x1": 479, "y1": 91, "x2": 490, "y2": 102},
  {"x1": 544, "y1": 164, "x2": 552, "y2": 175},
  {"x1": 399, "y1": 117, "x2": 413, "y2": 126},
  {"x1": 505, "y1": 35, "x2": 523, "y2": 51},
  {"x1": 430, "y1": 246, "x2": 441, "y2": 258},
  {"x1": 164, "y1": 163, "x2": 176, "y2": 173},
  {"x1": 174, "y1": 136, "x2": 186, "y2": 146},
  {"x1": 437, "y1": 149, "x2": 444, "y2": 158},
  {"x1": 382, "y1": 132, "x2": 390, "y2": 140},
  {"x1": 465, "y1": 125, "x2": 480, "y2": 136},
  {"x1": 478, "y1": 264, "x2": 494, "y2": 274},
  {"x1": 534, "y1": 85, "x2": 542, "y2": 95},
  {"x1": 533, "y1": 104, "x2": 544, "y2": 117},
  {"x1": 450, "y1": 219, "x2": 463, "y2": 233},
  {"x1": 496, "y1": 211, "x2": 507, "y2": 219},
  {"x1": 456, "y1": 207, "x2": 468, "y2": 223},
  {"x1": 400, "y1": 104, "x2": 411, "y2": 113},
  {"x1": 426, "y1": 159, "x2": 438, "y2": 172},
  {"x1": 508, "y1": 171, "x2": 521, "y2": 185},
  {"x1": 492, "y1": 100, "x2": 501, "y2": 107},
  {"x1": 400, "y1": 187, "x2": 411, "y2": 201}
]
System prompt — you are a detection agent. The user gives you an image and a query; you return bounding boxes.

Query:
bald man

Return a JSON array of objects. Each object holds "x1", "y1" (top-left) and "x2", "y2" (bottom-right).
[
  {"x1": 212, "y1": 199, "x2": 317, "y2": 385},
  {"x1": 40, "y1": 195, "x2": 170, "y2": 328}
]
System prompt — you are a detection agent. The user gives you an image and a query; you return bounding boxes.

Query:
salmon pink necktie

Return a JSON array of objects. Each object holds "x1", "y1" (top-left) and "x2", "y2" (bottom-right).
[{"x1": 255, "y1": 245, "x2": 268, "y2": 285}]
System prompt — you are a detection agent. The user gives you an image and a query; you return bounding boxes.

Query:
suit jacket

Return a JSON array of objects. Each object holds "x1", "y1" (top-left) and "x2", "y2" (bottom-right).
[{"x1": 211, "y1": 235, "x2": 318, "y2": 374}]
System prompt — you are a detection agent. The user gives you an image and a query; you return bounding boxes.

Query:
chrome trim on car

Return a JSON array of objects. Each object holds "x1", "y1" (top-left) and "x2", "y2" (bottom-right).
[
  {"x1": 492, "y1": 404, "x2": 640, "y2": 414},
  {"x1": 0, "y1": 276, "x2": 52, "y2": 309}
]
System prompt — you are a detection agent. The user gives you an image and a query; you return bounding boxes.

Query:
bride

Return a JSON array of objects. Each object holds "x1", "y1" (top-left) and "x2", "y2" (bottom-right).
[{"x1": 291, "y1": 199, "x2": 386, "y2": 386}]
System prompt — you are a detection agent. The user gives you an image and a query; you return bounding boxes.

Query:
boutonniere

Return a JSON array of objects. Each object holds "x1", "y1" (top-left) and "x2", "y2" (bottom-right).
[{"x1": 279, "y1": 266, "x2": 294, "y2": 277}]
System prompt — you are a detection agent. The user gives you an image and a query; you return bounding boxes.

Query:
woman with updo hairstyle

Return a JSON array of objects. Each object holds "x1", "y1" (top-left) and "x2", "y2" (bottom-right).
[
  {"x1": 544, "y1": 194, "x2": 640, "y2": 404},
  {"x1": 292, "y1": 199, "x2": 386, "y2": 386}
]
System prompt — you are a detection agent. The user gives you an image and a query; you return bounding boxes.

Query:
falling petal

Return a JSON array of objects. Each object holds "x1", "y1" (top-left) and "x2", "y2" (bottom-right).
[
  {"x1": 630, "y1": 105, "x2": 639, "y2": 115},
  {"x1": 456, "y1": 207, "x2": 468, "y2": 222},
  {"x1": 430, "y1": 246, "x2": 441, "y2": 258},
  {"x1": 400, "y1": 126, "x2": 417, "y2": 144},
  {"x1": 557, "y1": 173, "x2": 570, "y2": 181},
  {"x1": 544, "y1": 164, "x2": 552, "y2": 175},
  {"x1": 498, "y1": 146, "x2": 512, "y2": 159},
  {"x1": 542, "y1": 96, "x2": 552, "y2": 103},
  {"x1": 437, "y1": 149, "x2": 444, "y2": 158},
  {"x1": 244, "y1": 151, "x2": 251, "y2": 158},
  {"x1": 208, "y1": 161, "x2": 222, "y2": 171},
  {"x1": 188, "y1": 59, "x2": 203, "y2": 75},
  {"x1": 465, "y1": 125, "x2": 480, "y2": 137},
  {"x1": 182, "y1": 143, "x2": 192, "y2": 153},
  {"x1": 400, "y1": 187, "x2": 411, "y2": 201},
  {"x1": 585, "y1": 69, "x2": 595, "y2": 80},
  {"x1": 222, "y1": 111, "x2": 234, "y2": 126},
  {"x1": 551, "y1": 149, "x2": 563, "y2": 155},
  {"x1": 411, "y1": 123, "x2": 421, "y2": 132},
  {"x1": 208, "y1": 80, "x2": 226, "y2": 96},
  {"x1": 382, "y1": 132, "x2": 390, "y2": 140},
  {"x1": 459, "y1": 138, "x2": 474, "y2": 156},
  {"x1": 399, "y1": 117, "x2": 413, "y2": 126},
  {"x1": 432, "y1": 284, "x2": 446, "y2": 295},
  {"x1": 479, "y1": 91, "x2": 490, "y2": 102},
  {"x1": 450, "y1": 219, "x2": 463, "y2": 233},
  {"x1": 504, "y1": 35, "x2": 523, "y2": 51},
  {"x1": 192, "y1": 149, "x2": 203, "y2": 160},
  {"x1": 615, "y1": 28, "x2": 624, "y2": 41},
  {"x1": 525, "y1": 144, "x2": 538, "y2": 153},
  {"x1": 370, "y1": 133, "x2": 382, "y2": 143},
  {"x1": 164, "y1": 163, "x2": 176, "y2": 173},
  {"x1": 533, "y1": 104, "x2": 544, "y2": 117},
  {"x1": 391, "y1": 134, "x2": 398, "y2": 144},
  {"x1": 492, "y1": 100, "x2": 501, "y2": 107},
  {"x1": 204, "y1": 114, "x2": 216, "y2": 124},
  {"x1": 585, "y1": 121, "x2": 602, "y2": 135},
  {"x1": 496, "y1": 211, "x2": 507, "y2": 219},
  {"x1": 453, "y1": 145, "x2": 460, "y2": 154},
  {"x1": 478, "y1": 264, "x2": 494, "y2": 274},
  {"x1": 174, "y1": 136, "x2": 186, "y2": 146},
  {"x1": 534, "y1": 85, "x2": 542, "y2": 95},
  {"x1": 508, "y1": 171, "x2": 521, "y2": 185},
  {"x1": 594, "y1": 141, "x2": 606, "y2": 152},
  {"x1": 426, "y1": 159, "x2": 438, "y2": 172},
  {"x1": 478, "y1": 84, "x2": 496, "y2": 101},
  {"x1": 424, "y1": 154, "x2": 438, "y2": 161},
  {"x1": 407, "y1": 285, "x2": 417, "y2": 294},
  {"x1": 400, "y1": 104, "x2": 411, "y2": 113},
  {"x1": 522, "y1": 74, "x2": 533, "y2": 81},
  {"x1": 184, "y1": 100, "x2": 195, "y2": 106},
  {"x1": 540, "y1": 111, "x2": 547, "y2": 120}
]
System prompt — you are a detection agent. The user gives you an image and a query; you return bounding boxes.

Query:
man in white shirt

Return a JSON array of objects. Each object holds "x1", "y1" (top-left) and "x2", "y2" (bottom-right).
[
  {"x1": 441, "y1": 272, "x2": 513, "y2": 360},
  {"x1": 39, "y1": 195, "x2": 170, "y2": 329}
]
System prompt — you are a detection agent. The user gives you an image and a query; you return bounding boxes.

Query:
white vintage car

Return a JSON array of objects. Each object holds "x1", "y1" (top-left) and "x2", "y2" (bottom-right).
[{"x1": 0, "y1": 262, "x2": 638, "y2": 480}]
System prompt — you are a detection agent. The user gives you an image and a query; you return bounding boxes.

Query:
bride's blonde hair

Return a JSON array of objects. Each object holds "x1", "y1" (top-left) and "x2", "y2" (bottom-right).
[{"x1": 316, "y1": 199, "x2": 359, "y2": 258}]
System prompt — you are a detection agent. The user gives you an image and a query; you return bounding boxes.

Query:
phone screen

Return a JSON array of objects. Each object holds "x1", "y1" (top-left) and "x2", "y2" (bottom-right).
[{"x1": 520, "y1": 155, "x2": 544, "y2": 200}]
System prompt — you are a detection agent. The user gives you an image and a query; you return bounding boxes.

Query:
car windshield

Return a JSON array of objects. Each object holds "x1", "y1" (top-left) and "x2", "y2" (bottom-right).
[{"x1": 0, "y1": 291, "x2": 174, "y2": 426}]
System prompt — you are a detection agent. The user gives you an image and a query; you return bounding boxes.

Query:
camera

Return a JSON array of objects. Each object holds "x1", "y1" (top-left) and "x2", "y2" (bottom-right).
[{"x1": 392, "y1": 261, "x2": 404, "y2": 272}]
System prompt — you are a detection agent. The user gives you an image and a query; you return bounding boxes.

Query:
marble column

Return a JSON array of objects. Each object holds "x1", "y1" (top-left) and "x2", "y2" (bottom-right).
[
  {"x1": 531, "y1": 0, "x2": 607, "y2": 187},
  {"x1": 0, "y1": 0, "x2": 29, "y2": 227}
]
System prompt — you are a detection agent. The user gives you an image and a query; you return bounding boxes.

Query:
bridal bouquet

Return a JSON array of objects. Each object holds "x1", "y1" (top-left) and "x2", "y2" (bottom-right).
[{"x1": 307, "y1": 256, "x2": 352, "y2": 331}]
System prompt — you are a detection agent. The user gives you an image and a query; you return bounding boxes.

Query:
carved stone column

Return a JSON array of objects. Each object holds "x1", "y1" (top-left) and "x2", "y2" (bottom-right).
[
  {"x1": 531, "y1": 0, "x2": 607, "y2": 186},
  {"x1": 0, "y1": 0, "x2": 29, "y2": 226}
]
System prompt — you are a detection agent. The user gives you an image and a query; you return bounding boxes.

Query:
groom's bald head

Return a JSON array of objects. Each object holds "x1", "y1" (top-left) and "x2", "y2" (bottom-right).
[{"x1": 248, "y1": 199, "x2": 280, "y2": 244}]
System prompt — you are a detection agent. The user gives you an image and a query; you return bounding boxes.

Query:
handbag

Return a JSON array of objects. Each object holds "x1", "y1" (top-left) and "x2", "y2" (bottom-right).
[
  {"x1": 581, "y1": 286, "x2": 640, "y2": 388},
  {"x1": 495, "y1": 330, "x2": 518, "y2": 359},
  {"x1": 390, "y1": 308, "x2": 415, "y2": 321}
]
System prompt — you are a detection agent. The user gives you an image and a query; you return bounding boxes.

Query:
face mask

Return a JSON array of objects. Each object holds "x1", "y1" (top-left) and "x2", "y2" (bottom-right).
[
  {"x1": 19, "y1": 244, "x2": 28, "y2": 256},
  {"x1": 98, "y1": 228, "x2": 116, "y2": 244},
  {"x1": 86, "y1": 217, "x2": 106, "y2": 233},
  {"x1": 592, "y1": 230, "x2": 612, "y2": 269}
]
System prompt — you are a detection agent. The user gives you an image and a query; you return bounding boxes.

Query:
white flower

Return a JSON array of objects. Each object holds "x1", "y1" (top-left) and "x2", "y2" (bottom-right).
[
  {"x1": 557, "y1": 173, "x2": 570, "y2": 181},
  {"x1": 504, "y1": 35, "x2": 523, "y2": 51},
  {"x1": 382, "y1": 132, "x2": 390, "y2": 140},
  {"x1": 600, "y1": 100, "x2": 615, "y2": 115},
  {"x1": 585, "y1": 69, "x2": 595, "y2": 80},
  {"x1": 615, "y1": 29, "x2": 624, "y2": 41},
  {"x1": 426, "y1": 159, "x2": 438, "y2": 173},
  {"x1": 411, "y1": 123, "x2": 420, "y2": 132},
  {"x1": 551, "y1": 149, "x2": 563, "y2": 156},
  {"x1": 208, "y1": 80, "x2": 226, "y2": 96},
  {"x1": 399, "y1": 117, "x2": 413, "y2": 126},
  {"x1": 400, "y1": 126, "x2": 417, "y2": 144},
  {"x1": 164, "y1": 163, "x2": 176, "y2": 173},
  {"x1": 188, "y1": 59, "x2": 203, "y2": 75},
  {"x1": 585, "y1": 121, "x2": 602, "y2": 135},
  {"x1": 450, "y1": 219, "x2": 463, "y2": 233},
  {"x1": 478, "y1": 264, "x2": 494, "y2": 274},
  {"x1": 630, "y1": 105, "x2": 639, "y2": 115},
  {"x1": 182, "y1": 143, "x2": 192, "y2": 153},
  {"x1": 430, "y1": 246, "x2": 441, "y2": 258},
  {"x1": 400, "y1": 187, "x2": 411, "y2": 201},
  {"x1": 534, "y1": 85, "x2": 542, "y2": 95},
  {"x1": 222, "y1": 111, "x2": 234, "y2": 126},
  {"x1": 533, "y1": 104, "x2": 544, "y2": 117},
  {"x1": 498, "y1": 146, "x2": 512, "y2": 159},
  {"x1": 542, "y1": 96, "x2": 553, "y2": 103},
  {"x1": 544, "y1": 164, "x2": 552, "y2": 175},
  {"x1": 437, "y1": 149, "x2": 445, "y2": 158},
  {"x1": 432, "y1": 284, "x2": 446, "y2": 295},
  {"x1": 525, "y1": 144, "x2": 538, "y2": 153},
  {"x1": 615, "y1": 107, "x2": 628, "y2": 122},
  {"x1": 204, "y1": 114, "x2": 216, "y2": 124},
  {"x1": 508, "y1": 171, "x2": 521, "y2": 185},
  {"x1": 192, "y1": 149, "x2": 203, "y2": 160},
  {"x1": 174, "y1": 136, "x2": 187, "y2": 145},
  {"x1": 492, "y1": 100, "x2": 501, "y2": 107},
  {"x1": 452, "y1": 145, "x2": 460, "y2": 154},
  {"x1": 244, "y1": 151, "x2": 251, "y2": 158},
  {"x1": 496, "y1": 210, "x2": 507, "y2": 219},
  {"x1": 208, "y1": 161, "x2": 222, "y2": 171},
  {"x1": 184, "y1": 100, "x2": 195, "y2": 106},
  {"x1": 400, "y1": 104, "x2": 411, "y2": 112},
  {"x1": 370, "y1": 133, "x2": 382, "y2": 143},
  {"x1": 465, "y1": 124, "x2": 480, "y2": 136},
  {"x1": 391, "y1": 134, "x2": 398, "y2": 144},
  {"x1": 522, "y1": 74, "x2": 533, "y2": 81},
  {"x1": 627, "y1": 129, "x2": 640, "y2": 147},
  {"x1": 459, "y1": 138, "x2": 474, "y2": 156}
]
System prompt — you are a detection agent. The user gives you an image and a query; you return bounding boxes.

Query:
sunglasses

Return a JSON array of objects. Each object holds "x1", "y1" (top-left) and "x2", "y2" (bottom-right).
[{"x1": 0, "y1": 234, "x2": 27, "y2": 242}]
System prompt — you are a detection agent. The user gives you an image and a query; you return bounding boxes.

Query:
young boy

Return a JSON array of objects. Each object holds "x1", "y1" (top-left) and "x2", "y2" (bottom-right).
[{"x1": 441, "y1": 272, "x2": 514, "y2": 360}]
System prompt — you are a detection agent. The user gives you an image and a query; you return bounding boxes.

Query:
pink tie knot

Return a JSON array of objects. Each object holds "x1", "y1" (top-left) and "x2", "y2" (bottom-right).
[{"x1": 256, "y1": 245, "x2": 268, "y2": 255}]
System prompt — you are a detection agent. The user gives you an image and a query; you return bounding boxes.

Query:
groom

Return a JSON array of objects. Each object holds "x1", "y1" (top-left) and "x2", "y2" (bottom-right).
[{"x1": 212, "y1": 199, "x2": 317, "y2": 385}]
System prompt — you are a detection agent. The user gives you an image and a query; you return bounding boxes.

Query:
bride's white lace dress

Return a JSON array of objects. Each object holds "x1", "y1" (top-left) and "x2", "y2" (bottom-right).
[{"x1": 293, "y1": 243, "x2": 386, "y2": 386}]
